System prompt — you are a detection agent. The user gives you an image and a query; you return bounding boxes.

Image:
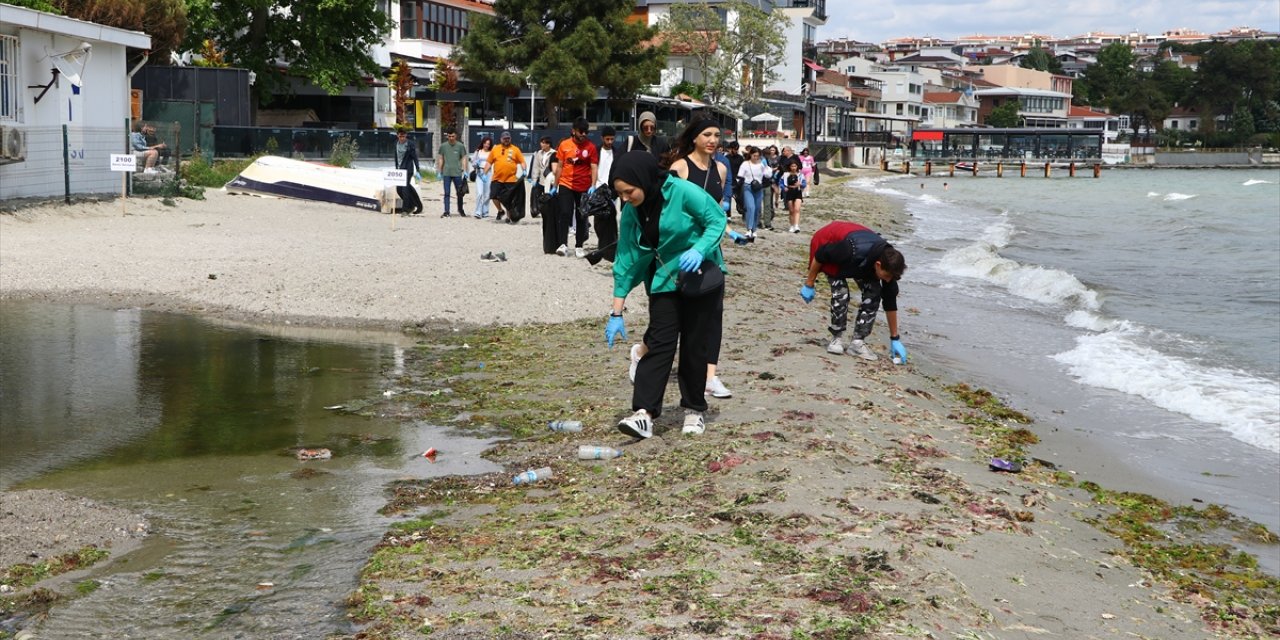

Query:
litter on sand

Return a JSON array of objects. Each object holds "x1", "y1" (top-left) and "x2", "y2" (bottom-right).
[
  {"x1": 989, "y1": 458, "x2": 1023, "y2": 473},
  {"x1": 480, "y1": 251, "x2": 508, "y2": 262},
  {"x1": 296, "y1": 448, "x2": 333, "y2": 461},
  {"x1": 422, "y1": 447, "x2": 438, "y2": 461}
]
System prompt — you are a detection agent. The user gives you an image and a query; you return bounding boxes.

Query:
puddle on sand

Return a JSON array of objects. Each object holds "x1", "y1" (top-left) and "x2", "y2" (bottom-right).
[{"x1": 0, "y1": 302, "x2": 501, "y2": 638}]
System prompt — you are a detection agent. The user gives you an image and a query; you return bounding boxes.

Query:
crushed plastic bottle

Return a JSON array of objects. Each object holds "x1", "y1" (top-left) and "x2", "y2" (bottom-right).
[
  {"x1": 547, "y1": 420, "x2": 583, "y2": 432},
  {"x1": 512, "y1": 467, "x2": 553, "y2": 485},
  {"x1": 577, "y1": 445, "x2": 623, "y2": 460},
  {"x1": 892, "y1": 356, "x2": 903, "y2": 365}
]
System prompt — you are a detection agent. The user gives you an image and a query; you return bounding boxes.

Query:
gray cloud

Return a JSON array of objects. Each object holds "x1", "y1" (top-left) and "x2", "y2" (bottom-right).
[{"x1": 821, "y1": 0, "x2": 1280, "y2": 43}]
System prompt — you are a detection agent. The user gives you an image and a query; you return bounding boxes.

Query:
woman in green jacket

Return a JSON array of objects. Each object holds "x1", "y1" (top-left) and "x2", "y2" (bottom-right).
[{"x1": 605, "y1": 152, "x2": 727, "y2": 439}]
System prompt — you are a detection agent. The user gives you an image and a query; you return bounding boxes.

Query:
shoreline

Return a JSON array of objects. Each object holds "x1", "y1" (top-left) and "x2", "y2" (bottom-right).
[{"x1": 2, "y1": 173, "x2": 1276, "y2": 637}]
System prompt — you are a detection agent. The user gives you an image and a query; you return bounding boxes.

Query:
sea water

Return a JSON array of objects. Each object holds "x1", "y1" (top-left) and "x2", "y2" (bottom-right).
[{"x1": 852, "y1": 169, "x2": 1280, "y2": 538}]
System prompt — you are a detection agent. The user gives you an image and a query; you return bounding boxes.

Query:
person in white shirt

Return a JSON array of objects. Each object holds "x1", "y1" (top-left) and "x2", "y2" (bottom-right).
[{"x1": 736, "y1": 146, "x2": 768, "y2": 238}]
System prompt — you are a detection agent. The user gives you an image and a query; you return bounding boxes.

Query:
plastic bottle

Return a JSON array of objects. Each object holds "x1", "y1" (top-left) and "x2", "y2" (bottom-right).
[
  {"x1": 577, "y1": 445, "x2": 623, "y2": 460},
  {"x1": 512, "y1": 467, "x2": 553, "y2": 485},
  {"x1": 892, "y1": 356, "x2": 903, "y2": 365},
  {"x1": 547, "y1": 420, "x2": 583, "y2": 432}
]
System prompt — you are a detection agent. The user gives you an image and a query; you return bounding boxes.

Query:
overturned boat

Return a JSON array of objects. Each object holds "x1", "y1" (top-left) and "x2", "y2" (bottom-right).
[{"x1": 224, "y1": 156, "x2": 387, "y2": 211}]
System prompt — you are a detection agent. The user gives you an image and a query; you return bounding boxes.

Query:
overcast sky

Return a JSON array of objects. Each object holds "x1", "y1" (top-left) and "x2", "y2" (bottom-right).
[{"x1": 820, "y1": 1, "x2": 1280, "y2": 43}]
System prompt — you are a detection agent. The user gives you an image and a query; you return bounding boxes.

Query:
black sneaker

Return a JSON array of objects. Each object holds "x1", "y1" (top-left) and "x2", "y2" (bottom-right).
[{"x1": 617, "y1": 409, "x2": 653, "y2": 439}]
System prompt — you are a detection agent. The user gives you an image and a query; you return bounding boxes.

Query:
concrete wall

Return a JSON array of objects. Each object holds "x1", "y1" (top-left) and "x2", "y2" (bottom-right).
[{"x1": 1153, "y1": 150, "x2": 1267, "y2": 166}]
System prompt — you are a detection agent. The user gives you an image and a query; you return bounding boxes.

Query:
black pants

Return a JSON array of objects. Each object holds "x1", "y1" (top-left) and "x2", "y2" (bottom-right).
[
  {"x1": 633, "y1": 288, "x2": 723, "y2": 418},
  {"x1": 397, "y1": 181, "x2": 423, "y2": 212},
  {"x1": 593, "y1": 208, "x2": 618, "y2": 262},
  {"x1": 556, "y1": 188, "x2": 588, "y2": 248}
]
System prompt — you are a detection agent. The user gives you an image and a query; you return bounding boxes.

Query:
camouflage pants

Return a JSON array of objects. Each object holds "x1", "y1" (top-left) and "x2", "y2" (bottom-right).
[{"x1": 828, "y1": 276, "x2": 881, "y2": 341}]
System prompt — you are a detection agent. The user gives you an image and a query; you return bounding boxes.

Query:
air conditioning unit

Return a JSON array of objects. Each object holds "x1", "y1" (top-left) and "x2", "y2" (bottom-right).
[{"x1": 0, "y1": 126, "x2": 26, "y2": 164}]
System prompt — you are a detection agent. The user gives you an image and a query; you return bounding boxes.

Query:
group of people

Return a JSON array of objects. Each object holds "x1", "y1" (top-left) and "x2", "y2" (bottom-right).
[
  {"x1": 600, "y1": 116, "x2": 908, "y2": 440},
  {"x1": 401, "y1": 116, "x2": 908, "y2": 440}
]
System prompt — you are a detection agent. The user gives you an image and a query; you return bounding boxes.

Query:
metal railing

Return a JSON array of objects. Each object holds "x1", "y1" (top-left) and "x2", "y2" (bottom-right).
[{"x1": 212, "y1": 126, "x2": 434, "y2": 160}]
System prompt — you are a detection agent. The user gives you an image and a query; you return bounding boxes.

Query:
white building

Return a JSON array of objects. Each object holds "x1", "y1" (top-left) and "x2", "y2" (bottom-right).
[{"x1": 1, "y1": 4, "x2": 151, "y2": 200}]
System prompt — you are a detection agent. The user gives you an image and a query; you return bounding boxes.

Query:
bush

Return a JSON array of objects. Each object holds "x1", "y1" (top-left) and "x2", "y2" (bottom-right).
[
  {"x1": 329, "y1": 135, "x2": 359, "y2": 167},
  {"x1": 183, "y1": 150, "x2": 256, "y2": 188}
]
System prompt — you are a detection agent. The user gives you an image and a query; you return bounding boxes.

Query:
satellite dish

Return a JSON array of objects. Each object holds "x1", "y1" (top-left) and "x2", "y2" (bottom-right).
[{"x1": 44, "y1": 42, "x2": 91, "y2": 88}]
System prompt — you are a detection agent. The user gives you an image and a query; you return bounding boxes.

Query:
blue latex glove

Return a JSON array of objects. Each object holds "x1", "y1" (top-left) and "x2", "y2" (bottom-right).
[
  {"x1": 721, "y1": 200, "x2": 731, "y2": 213},
  {"x1": 727, "y1": 230, "x2": 748, "y2": 246},
  {"x1": 548, "y1": 185, "x2": 559, "y2": 197},
  {"x1": 677, "y1": 248, "x2": 703, "y2": 273},
  {"x1": 800, "y1": 284, "x2": 815, "y2": 303},
  {"x1": 587, "y1": 186, "x2": 597, "y2": 197},
  {"x1": 605, "y1": 315, "x2": 626, "y2": 348},
  {"x1": 890, "y1": 339, "x2": 908, "y2": 363}
]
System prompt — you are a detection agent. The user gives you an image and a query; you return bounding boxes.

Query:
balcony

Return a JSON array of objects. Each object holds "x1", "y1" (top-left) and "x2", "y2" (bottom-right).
[{"x1": 781, "y1": 0, "x2": 825, "y2": 21}]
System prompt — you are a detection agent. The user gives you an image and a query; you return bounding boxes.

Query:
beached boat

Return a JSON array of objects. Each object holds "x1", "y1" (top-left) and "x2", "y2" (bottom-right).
[{"x1": 225, "y1": 156, "x2": 388, "y2": 211}]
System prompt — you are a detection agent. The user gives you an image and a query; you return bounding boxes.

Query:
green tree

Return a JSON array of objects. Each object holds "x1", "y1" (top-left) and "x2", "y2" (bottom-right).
[
  {"x1": 657, "y1": 0, "x2": 790, "y2": 106},
  {"x1": 986, "y1": 101, "x2": 1021, "y2": 127},
  {"x1": 456, "y1": 0, "x2": 666, "y2": 127},
  {"x1": 1151, "y1": 59, "x2": 1195, "y2": 106},
  {"x1": 1019, "y1": 47, "x2": 1063, "y2": 75},
  {"x1": 1077, "y1": 43, "x2": 1136, "y2": 110},
  {"x1": 1190, "y1": 41, "x2": 1280, "y2": 137},
  {"x1": 184, "y1": 0, "x2": 394, "y2": 101},
  {"x1": 21, "y1": 0, "x2": 189, "y2": 62},
  {"x1": 1118, "y1": 74, "x2": 1170, "y2": 141}
]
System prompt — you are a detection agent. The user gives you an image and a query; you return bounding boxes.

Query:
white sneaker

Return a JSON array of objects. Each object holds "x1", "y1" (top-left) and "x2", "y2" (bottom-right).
[
  {"x1": 144, "y1": 168, "x2": 157, "y2": 174},
  {"x1": 555, "y1": 244, "x2": 568, "y2": 257},
  {"x1": 790, "y1": 225, "x2": 800, "y2": 234},
  {"x1": 617, "y1": 409, "x2": 653, "y2": 439},
  {"x1": 682, "y1": 410, "x2": 705, "y2": 435},
  {"x1": 575, "y1": 247, "x2": 586, "y2": 259},
  {"x1": 847, "y1": 339, "x2": 879, "y2": 361},
  {"x1": 705, "y1": 376, "x2": 732, "y2": 399},
  {"x1": 628, "y1": 344, "x2": 642, "y2": 383},
  {"x1": 826, "y1": 336, "x2": 845, "y2": 355}
]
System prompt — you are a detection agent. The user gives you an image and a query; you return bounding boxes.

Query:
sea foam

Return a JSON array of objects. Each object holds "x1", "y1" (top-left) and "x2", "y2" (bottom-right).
[
  {"x1": 1054, "y1": 331, "x2": 1280, "y2": 453},
  {"x1": 1163, "y1": 192, "x2": 1198, "y2": 201},
  {"x1": 938, "y1": 242, "x2": 1100, "y2": 309},
  {"x1": 1242, "y1": 179, "x2": 1272, "y2": 186}
]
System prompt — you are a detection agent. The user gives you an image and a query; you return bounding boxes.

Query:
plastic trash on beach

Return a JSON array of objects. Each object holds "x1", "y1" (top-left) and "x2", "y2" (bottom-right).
[
  {"x1": 548, "y1": 420, "x2": 583, "y2": 432},
  {"x1": 577, "y1": 445, "x2": 623, "y2": 460},
  {"x1": 422, "y1": 447, "x2": 438, "y2": 462},
  {"x1": 296, "y1": 448, "x2": 332, "y2": 461},
  {"x1": 988, "y1": 458, "x2": 1023, "y2": 473},
  {"x1": 512, "y1": 467, "x2": 553, "y2": 485}
]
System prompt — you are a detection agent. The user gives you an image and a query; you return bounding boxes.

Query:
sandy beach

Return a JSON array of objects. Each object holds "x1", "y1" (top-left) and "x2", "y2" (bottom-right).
[{"x1": 1, "y1": 174, "x2": 1275, "y2": 638}]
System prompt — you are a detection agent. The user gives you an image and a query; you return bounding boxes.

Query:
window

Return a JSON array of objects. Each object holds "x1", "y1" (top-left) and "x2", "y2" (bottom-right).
[
  {"x1": 0, "y1": 34, "x2": 18, "y2": 122},
  {"x1": 400, "y1": 1, "x2": 471, "y2": 45}
]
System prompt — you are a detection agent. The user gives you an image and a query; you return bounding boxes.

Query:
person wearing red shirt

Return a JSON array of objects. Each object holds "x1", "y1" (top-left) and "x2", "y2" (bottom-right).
[
  {"x1": 551, "y1": 117, "x2": 600, "y2": 257},
  {"x1": 801, "y1": 221, "x2": 908, "y2": 363}
]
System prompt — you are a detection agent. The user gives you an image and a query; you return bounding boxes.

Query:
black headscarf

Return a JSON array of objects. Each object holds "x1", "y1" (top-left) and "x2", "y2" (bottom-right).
[{"x1": 610, "y1": 151, "x2": 666, "y2": 248}]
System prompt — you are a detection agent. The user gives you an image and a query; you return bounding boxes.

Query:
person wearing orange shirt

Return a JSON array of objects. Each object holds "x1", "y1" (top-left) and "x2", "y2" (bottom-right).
[
  {"x1": 551, "y1": 117, "x2": 599, "y2": 257},
  {"x1": 486, "y1": 130, "x2": 527, "y2": 223}
]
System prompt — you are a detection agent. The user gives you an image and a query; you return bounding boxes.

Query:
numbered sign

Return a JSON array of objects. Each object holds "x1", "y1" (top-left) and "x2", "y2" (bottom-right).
[
  {"x1": 110, "y1": 154, "x2": 137, "y2": 172},
  {"x1": 383, "y1": 169, "x2": 407, "y2": 184}
]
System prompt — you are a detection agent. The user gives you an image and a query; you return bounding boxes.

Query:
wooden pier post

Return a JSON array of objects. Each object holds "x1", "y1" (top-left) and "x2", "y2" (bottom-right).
[
  {"x1": 925, "y1": 160, "x2": 932, "y2": 176},
  {"x1": 1044, "y1": 162, "x2": 1051, "y2": 178},
  {"x1": 949, "y1": 163, "x2": 955, "y2": 177},
  {"x1": 971, "y1": 162, "x2": 978, "y2": 176},
  {"x1": 1093, "y1": 163, "x2": 1101, "y2": 178},
  {"x1": 1069, "y1": 162, "x2": 1076, "y2": 177},
  {"x1": 1020, "y1": 162, "x2": 1026, "y2": 177},
  {"x1": 881, "y1": 158, "x2": 887, "y2": 171},
  {"x1": 997, "y1": 162, "x2": 1004, "y2": 177}
]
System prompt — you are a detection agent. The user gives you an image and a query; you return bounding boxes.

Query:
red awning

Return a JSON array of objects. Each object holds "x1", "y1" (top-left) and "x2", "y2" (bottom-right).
[
  {"x1": 912, "y1": 130, "x2": 944, "y2": 141},
  {"x1": 803, "y1": 59, "x2": 825, "y2": 71}
]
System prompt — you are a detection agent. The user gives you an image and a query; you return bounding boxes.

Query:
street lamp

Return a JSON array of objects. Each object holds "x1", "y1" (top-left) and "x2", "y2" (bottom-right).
[{"x1": 527, "y1": 75, "x2": 536, "y2": 135}]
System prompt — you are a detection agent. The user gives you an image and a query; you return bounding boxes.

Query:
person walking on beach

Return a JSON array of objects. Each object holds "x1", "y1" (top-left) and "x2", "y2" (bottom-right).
[
  {"x1": 552, "y1": 117, "x2": 599, "y2": 257},
  {"x1": 760, "y1": 145, "x2": 780, "y2": 231},
  {"x1": 528, "y1": 136, "x2": 556, "y2": 219},
  {"x1": 592, "y1": 126, "x2": 619, "y2": 259},
  {"x1": 605, "y1": 151, "x2": 727, "y2": 438},
  {"x1": 780, "y1": 156, "x2": 806, "y2": 233},
  {"x1": 737, "y1": 146, "x2": 767, "y2": 238},
  {"x1": 394, "y1": 128, "x2": 424, "y2": 215},
  {"x1": 436, "y1": 130, "x2": 469, "y2": 218},
  {"x1": 799, "y1": 147, "x2": 815, "y2": 197},
  {"x1": 800, "y1": 221, "x2": 908, "y2": 363},
  {"x1": 727, "y1": 141, "x2": 745, "y2": 218},
  {"x1": 627, "y1": 111, "x2": 670, "y2": 158},
  {"x1": 630, "y1": 118, "x2": 733, "y2": 400},
  {"x1": 487, "y1": 130, "x2": 527, "y2": 223},
  {"x1": 471, "y1": 137, "x2": 493, "y2": 219}
]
